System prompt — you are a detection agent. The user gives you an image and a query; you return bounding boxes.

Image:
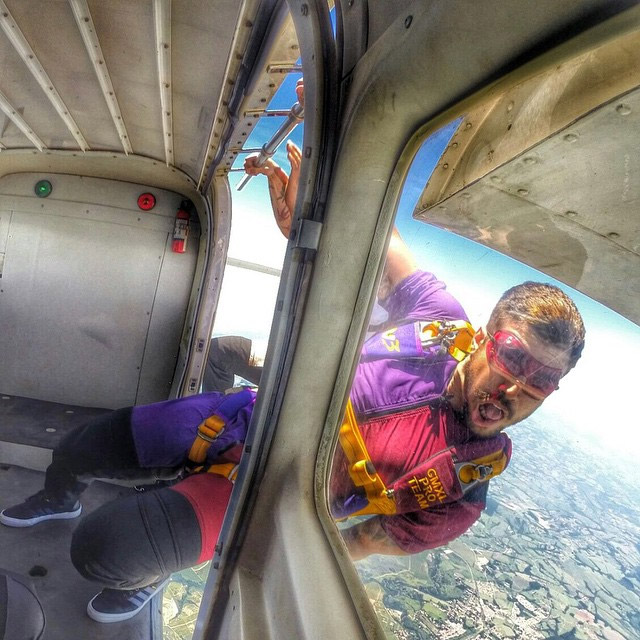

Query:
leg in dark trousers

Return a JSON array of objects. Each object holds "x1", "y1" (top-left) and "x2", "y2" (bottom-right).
[
  {"x1": 44, "y1": 407, "x2": 168, "y2": 506},
  {"x1": 1, "y1": 407, "x2": 180, "y2": 529},
  {"x1": 71, "y1": 474, "x2": 232, "y2": 589},
  {"x1": 203, "y1": 336, "x2": 262, "y2": 392}
]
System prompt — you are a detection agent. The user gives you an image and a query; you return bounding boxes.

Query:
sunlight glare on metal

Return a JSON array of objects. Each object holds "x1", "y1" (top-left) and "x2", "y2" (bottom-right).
[{"x1": 197, "y1": 0, "x2": 249, "y2": 192}]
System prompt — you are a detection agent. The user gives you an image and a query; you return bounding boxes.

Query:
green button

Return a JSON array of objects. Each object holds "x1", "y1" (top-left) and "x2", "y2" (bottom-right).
[{"x1": 34, "y1": 180, "x2": 52, "y2": 198}]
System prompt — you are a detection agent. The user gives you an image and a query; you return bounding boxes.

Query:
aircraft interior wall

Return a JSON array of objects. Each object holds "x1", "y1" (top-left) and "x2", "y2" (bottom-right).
[{"x1": 0, "y1": 173, "x2": 199, "y2": 411}]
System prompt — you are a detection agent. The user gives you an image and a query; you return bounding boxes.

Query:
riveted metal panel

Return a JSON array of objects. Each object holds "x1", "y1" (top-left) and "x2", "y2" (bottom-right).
[{"x1": 0, "y1": 173, "x2": 198, "y2": 408}]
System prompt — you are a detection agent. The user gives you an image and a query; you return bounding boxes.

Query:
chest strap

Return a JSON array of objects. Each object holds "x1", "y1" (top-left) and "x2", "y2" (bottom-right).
[
  {"x1": 339, "y1": 400, "x2": 396, "y2": 517},
  {"x1": 333, "y1": 398, "x2": 511, "y2": 520}
]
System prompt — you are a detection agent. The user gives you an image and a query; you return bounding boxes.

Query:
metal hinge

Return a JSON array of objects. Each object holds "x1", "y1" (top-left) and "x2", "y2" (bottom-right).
[{"x1": 293, "y1": 219, "x2": 322, "y2": 251}]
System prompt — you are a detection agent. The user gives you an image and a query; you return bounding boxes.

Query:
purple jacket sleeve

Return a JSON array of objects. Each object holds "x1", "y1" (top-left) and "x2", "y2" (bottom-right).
[
  {"x1": 211, "y1": 388, "x2": 256, "y2": 422},
  {"x1": 382, "y1": 270, "x2": 469, "y2": 324}
]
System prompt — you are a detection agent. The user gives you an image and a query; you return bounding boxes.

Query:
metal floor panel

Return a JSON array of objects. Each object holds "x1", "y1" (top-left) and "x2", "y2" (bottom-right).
[
  {"x1": 0, "y1": 464, "x2": 161, "y2": 640},
  {"x1": 0, "y1": 394, "x2": 111, "y2": 449}
]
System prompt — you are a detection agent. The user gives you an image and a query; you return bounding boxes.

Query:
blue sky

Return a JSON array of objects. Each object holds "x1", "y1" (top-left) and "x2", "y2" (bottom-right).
[{"x1": 216, "y1": 72, "x2": 640, "y2": 460}]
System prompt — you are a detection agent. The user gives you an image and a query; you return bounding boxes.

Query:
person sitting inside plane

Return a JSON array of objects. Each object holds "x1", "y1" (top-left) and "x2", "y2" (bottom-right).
[
  {"x1": 0, "y1": 387, "x2": 257, "y2": 623},
  {"x1": 204, "y1": 336, "x2": 263, "y2": 392}
]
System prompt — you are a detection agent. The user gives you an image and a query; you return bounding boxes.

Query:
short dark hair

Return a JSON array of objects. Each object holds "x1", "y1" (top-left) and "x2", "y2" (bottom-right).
[{"x1": 488, "y1": 282, "x2": 585, "y2": 370}]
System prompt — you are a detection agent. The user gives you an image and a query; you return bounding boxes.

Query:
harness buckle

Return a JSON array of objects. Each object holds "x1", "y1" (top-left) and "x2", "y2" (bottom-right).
[
  {"x1": 195, "y1": 431, "x2": 217, "y2": 444},
  {"x1": 418, "y1": 320, "x2": 475, "y2": 362},
  {"x1": 187, "y1": 415, "x2": 226, "y2": 467},
  {"x1": 455, "y1": 450, "x2": 508, "y2": 493}
]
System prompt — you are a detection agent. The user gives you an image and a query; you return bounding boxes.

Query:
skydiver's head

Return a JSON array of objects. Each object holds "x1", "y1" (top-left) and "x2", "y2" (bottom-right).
[{"x1": 449, "y1": 282, "x2": 585, "y2": 438}]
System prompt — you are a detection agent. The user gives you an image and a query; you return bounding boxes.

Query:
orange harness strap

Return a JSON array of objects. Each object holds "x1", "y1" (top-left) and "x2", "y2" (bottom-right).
[
  {"x1": 187, "y1": 415, "x2": 226, "y2": 466},
  {"x1": 338, "y1": 400, "x2": 396, "y2": 518},
  {"x1": 186, "y1": 416, "x2": 240, "y2": 481}
]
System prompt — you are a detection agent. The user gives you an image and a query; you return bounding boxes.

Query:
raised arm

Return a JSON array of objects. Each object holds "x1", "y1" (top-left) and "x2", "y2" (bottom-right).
[
  {"x1": 243, "y1": 75, "x2": 417, "y2": 292},
  {"x1": 243, "y1": 145, "x2": 298, "y2": 239},
  {"x1": 242, "y1": 80, "x2": 304, "y2": 239},
  {"x1": 377, "y1": 228, "x2": 419, "y2": 300}
]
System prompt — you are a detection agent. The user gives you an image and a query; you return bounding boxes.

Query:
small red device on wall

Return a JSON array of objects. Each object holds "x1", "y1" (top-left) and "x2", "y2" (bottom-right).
[{"x1": 172, "y1": 201, "x2": 190, "y2": 253}]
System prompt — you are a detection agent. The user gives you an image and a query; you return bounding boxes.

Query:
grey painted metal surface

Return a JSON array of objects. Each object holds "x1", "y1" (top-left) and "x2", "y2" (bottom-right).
[
  {"x1": 0, "y1": 173, "x2": 198, "y2": 408},
  {"x1": 0, "y1": 0, "x2": 241, "y2": 186},
  {"x1": 415, "y1": 26, "x2": 640, "y2": 324},
  {"x1": 0, "y1": 393, "x2": 109, "y2": 449}
]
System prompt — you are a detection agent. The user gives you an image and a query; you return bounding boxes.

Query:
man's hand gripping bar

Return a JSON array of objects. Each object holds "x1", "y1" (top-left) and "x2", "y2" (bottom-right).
[{"x1": 237, "y1": 100, "x2": 304, "y2": 191}]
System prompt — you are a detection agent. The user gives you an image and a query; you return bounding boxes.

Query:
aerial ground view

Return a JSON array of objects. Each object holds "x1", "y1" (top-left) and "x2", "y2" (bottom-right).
[
  {"x1": 356, "y1": 412, "x2": 640, "y2": 640},
  {"x1": 163, "y1": 562, "x2": 211, "y2": 640}
]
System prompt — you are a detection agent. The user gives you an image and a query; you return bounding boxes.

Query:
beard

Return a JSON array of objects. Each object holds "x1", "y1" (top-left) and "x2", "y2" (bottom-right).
[{"x1": 458, "y1": 349, "x2": 514, "y2": 437}]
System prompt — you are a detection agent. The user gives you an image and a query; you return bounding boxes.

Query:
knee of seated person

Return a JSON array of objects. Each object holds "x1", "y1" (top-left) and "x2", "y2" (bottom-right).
[{"x1": 70, "y1": 514, "x2": 129, "y2": 588}]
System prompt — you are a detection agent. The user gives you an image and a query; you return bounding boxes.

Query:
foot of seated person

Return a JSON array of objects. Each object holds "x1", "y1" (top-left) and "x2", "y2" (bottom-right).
[
  {"x1": 86, "y1": 577, "x2": 170, "y2": 623},
  {"x1": 0, "y1": 490, "x2": 81, "y2": 527}
]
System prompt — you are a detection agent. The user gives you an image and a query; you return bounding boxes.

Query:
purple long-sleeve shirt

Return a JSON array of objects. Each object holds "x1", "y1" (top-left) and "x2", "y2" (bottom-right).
[
  {"x1": 332, "y1": 270, "x2": 512, "y2": 553},
  {"x1": 350, "y1": 270, "x2": 469, "y2": 419}
]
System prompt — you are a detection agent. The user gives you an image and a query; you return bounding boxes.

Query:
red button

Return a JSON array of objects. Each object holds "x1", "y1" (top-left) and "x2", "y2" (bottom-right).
[{"x1": 137, "y1": 193, "x2": 156, "y2": 210}]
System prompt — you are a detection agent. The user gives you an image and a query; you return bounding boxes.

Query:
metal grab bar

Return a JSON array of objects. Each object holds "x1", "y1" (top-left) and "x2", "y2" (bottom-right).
[{"x1": 236, "y1": 101, "x2": 304, "y2": 191}]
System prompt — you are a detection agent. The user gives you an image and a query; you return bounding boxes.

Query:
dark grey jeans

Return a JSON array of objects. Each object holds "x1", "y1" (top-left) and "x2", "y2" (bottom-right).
[
  {"x1": 44, "y1": 408, "x2": 202, "y2": 590},
  {"x1": 44, "y1": 407, "x2": 161, "y2": 505},
  {"x1": 70, "y1": 484, "x2": 201, "y2": 590}
]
